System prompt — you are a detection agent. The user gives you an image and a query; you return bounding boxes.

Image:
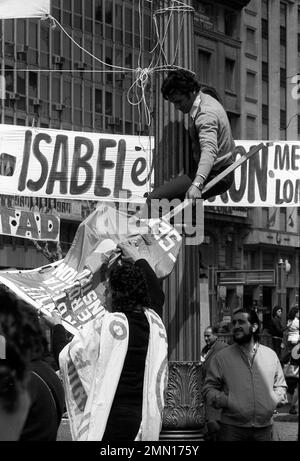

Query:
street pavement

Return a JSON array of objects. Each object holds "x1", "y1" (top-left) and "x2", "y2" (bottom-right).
[
  {"x1": 272, "y1": 402, "x2": 299, "y2": 442},
  {"x1": 57, "y1": 404, "x2": 299, "y2": 442}
]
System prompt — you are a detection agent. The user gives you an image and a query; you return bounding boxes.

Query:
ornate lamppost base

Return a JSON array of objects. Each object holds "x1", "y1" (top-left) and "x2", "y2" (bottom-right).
[{"x1": 159, "y1": 361, "x2": 205, "y2": 441}]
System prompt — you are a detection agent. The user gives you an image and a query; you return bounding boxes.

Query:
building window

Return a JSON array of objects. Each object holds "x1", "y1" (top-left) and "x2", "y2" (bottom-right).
[
  {"x1": 63, "y1": 0, "x2": 72, "y2": 27},
  {"x1": 225, "y1": 241, "x2": 233, "y2": 268},
  {"x1": 280, "y1": 110, "x2": 286, "y2": 129},
  {"x1": 225, "y1": 59, "x2": 235, "y2": 92},
  {"x1": 280, "y1": 208, "x2": 287, "y2": 231},
  {"x1": 227, "y1": 113, "x2": 239, "y2": 139},
  {"x1": 105, "y1": 92, "x2": 112, "y2": 116},
  {"x1": 246, "y1": 115, "x2": 256, "y2": 139},
  {"x1": 29, "y1": 72, "x2": 38, "y2": 98},
  {"x1": 246, "y1": 27, "x2": 256, "y2": 55},
  {"x1": 280, "y1": 2, "x2": 286, "y2": 26},
  {"x1": 262, "y1": 62, "x2": 268, "y2": 81},
  {"x1": 246, "y1": 71, "x2": 256, "y2": 98},
  {"x1": 85, "y1": 0, "x2": 93, "y2": 34},
  {"x1": 280, "y1": 110, "x2": 286, "y2": 139},
  {"x1": 74, "y1": 0, "x2": 82, "y2": 29},
  {"x1": 280, "y1": 68, "x2": 286, "y2": 88},
  {"x1": 262, "y1": 80, "x2": 268, "y2": 105},
  {"x1": 198, "y1": 50, "x2": 211, "y2": 83},
  {"x1": 115, "y1": 4, "x2": 123, "y2": 43},
  {"x1": 262, "y1": 104, "x2": 269, "y2": 140},
  {"x1": 125, "y1": 7, "x2": 132, "y2": 46},
  {"x1": 5, "y1": 66, "x2": 14, "y2": 92},
  {"x1": 261, "y1": 19, "x2": 268, "y2": 39},
  {"x1": 262, "y1": 0, "x2": 268, "y2": 19},
  {"x1": 105, "y1": 0, "x2": 113, "y2": 40},
  {"x1": 262, "y1": 252, "x2": 274, "y2": 270},
  {"x1": 280, "y1": 26, "x2": 286, "y2": 46},
  {"x1": 224, "y1": 10, "x2": 238, "y2": 38},
  {"x1": 95, "y1": 89, "x2": 102, "y2": 114},
  {"x1": 95, "y1": 0, "x2": 103, "y2": 35}
]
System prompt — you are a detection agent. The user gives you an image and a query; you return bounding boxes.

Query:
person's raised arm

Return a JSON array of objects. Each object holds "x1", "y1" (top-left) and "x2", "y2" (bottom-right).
[
  {"x1": 117, "y1": 241, "x2": 165, "y2": 317},
  {"x1": 42, "y1": 312, "x2": 69, "y2": 367}
]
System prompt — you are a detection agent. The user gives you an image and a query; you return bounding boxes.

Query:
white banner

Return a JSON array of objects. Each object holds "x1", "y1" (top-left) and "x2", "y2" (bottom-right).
[
  {"x1": 0, "y1": 125, "x2": 153, "y2": 203},
  {"x1": 0, "y1": 206, "x2": 60, "y2": 241},
  {"x1": 0, "y1": 0, "x2": 50, "y2": 18},
  {"x1": 206, "y1": 141, "x2": 300, "y2": 207}
]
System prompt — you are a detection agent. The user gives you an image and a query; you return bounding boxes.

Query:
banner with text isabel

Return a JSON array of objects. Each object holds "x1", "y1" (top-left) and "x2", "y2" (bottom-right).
[
  {"x1": 0, "y1": 125, "x2": 153, "y2": 203},
  {"x1": 208, "y1": 141, "x2": 300, "y2": 207}
]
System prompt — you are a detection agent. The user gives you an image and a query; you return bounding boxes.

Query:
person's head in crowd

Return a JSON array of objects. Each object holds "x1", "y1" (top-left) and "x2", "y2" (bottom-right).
[
  {"x1": 40, "y1": 197, "x2": 47, "y2": 209},
  {"x1": 204, "y1": 326, "x2": 219, "y2": 347},
  {"x1": 232, "y1": 307, "x2": 260, "y2": 345},
  {"x1": 161, "y1": 69, "x2": 201, "y2": 114},
  {"x1": 106, "y1": 261, "x2": 150, "y2": 313},
  {"x1": 272, "y1": 305, "x2": 282, "y2": 319},
  {"x1": 0, "y1": 288, "x2": 44, "y2": 440},
  {"x1": 287, "y1": 306, "x2": 299, "y2": 321}
]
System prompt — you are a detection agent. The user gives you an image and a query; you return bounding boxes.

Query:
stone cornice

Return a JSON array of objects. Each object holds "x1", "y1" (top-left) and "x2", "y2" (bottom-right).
[{"x1": 214, "y1": 0, "x2": 251, "y2": 10}]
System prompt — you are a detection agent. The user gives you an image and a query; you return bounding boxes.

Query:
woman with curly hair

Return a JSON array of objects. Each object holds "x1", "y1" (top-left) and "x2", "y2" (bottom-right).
[{"x1": 44, "y1": 241, "x2": 167, "y2": 441}]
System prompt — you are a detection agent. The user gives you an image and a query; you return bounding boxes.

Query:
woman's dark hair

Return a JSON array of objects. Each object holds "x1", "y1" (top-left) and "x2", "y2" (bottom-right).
[
  {"x1": 108, "y1": 261, "x2": 150, "y2": 313},
  {"x1": 287, "y1": 306, "x2": 299, "y2": 321},
  {"x1": 272, "y1": 305, "x2": 282, "y2": 317},
  {"x1": 0, "y1": 288, "x2": 44, "y2": 412},
  {"x1": 161, "y1": 69, "x2": 201, "y2": 99}
]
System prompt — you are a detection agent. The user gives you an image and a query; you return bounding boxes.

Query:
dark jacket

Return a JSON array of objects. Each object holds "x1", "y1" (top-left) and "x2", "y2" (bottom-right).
[
  {"x1": 201, "y1": 339, "x2": 228, "y2": 381},
  {"x1": 269, "y1": 317, "x2": 284, "y2": 338},
  {"x1": 19, "y1": 359, "x2": 65, "y2": 441},
  {"x1": 201, "y1": 339, "x2": 228, "y2": 424}
]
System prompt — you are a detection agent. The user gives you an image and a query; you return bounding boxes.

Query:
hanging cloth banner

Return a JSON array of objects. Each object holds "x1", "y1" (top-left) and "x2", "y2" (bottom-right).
[
  {"x1": 0, "y1": 0, "x2": 50, "y2": 19},
  {"x1": 206, "y1": 140, "x2": 300, "y2": 207},
  {"x1": 0, "y1": 205, "x2": 60, "y2": 241},
  {"x1": 0, "y1": 202, "x2": 182, "y2": 334},
  {"x1": 0, "y1": 125, "x2": 153, "y2": 203}
]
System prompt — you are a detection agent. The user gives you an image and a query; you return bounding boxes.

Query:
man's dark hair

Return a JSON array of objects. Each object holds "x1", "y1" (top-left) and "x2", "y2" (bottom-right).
[
  {"x1": 233, "y1": 307, "x2": 261, "y2": 341},
  {"x1": 108, "y1": 261, "x2": 150, "y2": 313},
  {"x1": 205, "y1": 325, "x2": 218, "y2": 335},
  {"x1": 161, "y1": 69, "x2": 201, "y2": 100},
  {"x1": 272, "y1": 305, "x2": 282, "y2": 317}
]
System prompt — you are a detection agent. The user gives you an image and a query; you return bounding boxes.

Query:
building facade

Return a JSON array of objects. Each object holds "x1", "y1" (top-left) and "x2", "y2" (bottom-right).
[
  {"x1": 0, "y1": 0, "x2": 299, "y2": 331},
  {"x1": 194, "y1": 0, "x2": 300, "y2": 328}
]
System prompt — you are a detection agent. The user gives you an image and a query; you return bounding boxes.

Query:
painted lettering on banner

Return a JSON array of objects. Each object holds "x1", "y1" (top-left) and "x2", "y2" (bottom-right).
[
  {"x1": 0, "y1": 125, "x2": 153, "y2": 202},
  {"x1": 0, "y1": 206, "x2": 59, "y2": 241},
  {"x1": 206, "y1": 141, "x2": 300, "y2": 207}
]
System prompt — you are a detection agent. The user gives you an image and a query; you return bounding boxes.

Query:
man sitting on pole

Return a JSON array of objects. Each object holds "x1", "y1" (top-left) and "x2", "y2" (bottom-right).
[{"x1": 147, "y1": 69, "x2": 235, "y2": 204}]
